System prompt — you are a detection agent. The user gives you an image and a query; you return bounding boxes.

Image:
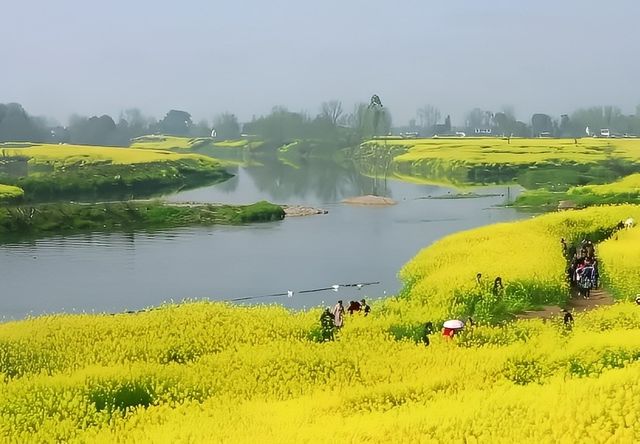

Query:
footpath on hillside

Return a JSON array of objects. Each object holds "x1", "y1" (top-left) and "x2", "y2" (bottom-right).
[
  {"x1": 516, "y1": 237, "x2": 615, "y2": 320},
  {"x1": 515, "y1": 287, "x2": 614, "y2": 320}
]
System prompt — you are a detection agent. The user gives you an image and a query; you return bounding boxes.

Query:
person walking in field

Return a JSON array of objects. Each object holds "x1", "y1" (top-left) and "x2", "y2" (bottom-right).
[
  {"x1": 332, "y1": 300, "x2": 345, "y2": 328},
  {"x1": 422, "y1": 321, "x2": 434, "y2": 346},
  {"x1": 347, "y1": 300, "x2": 361, "y2": 315},
  {"x1": 360, "y1": 299, "x2": 371, "y2": 316},
  {"x1": 319, "y1": 307, "x2": 335, "y2": 341},
  {"x1": 492, "y1": 276, "x2": 504, "y2": 295},
  {"x1": 562, "y1": 309, "x2": 574, "y2": 328}
]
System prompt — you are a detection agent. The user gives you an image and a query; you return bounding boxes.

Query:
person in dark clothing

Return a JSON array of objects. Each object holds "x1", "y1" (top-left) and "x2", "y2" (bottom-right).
[
  {"x1": 319, "y1": 307, "x2": 335, "y2": 341},
  {"x1": 492, "y1": 277, "x2": 504, "y2": 295},
  {"x1": 562, "y1": 309, "x2": 574, "y2": 327},
  {"x1": 360, "y1": 299, "x2": 371, "y2": 316},
  {"x1": 476, "y1": 273, "x2": 482, "y2": 285},
  {"x1": 422, "y1": 321, "x2": 434, "y2": 346},
  {"x1": 347, "y1": 300, "x2": 362, "y2": 315},
  {"x1": 560, "y1": 238, "x2": 567, "y2": 257}
]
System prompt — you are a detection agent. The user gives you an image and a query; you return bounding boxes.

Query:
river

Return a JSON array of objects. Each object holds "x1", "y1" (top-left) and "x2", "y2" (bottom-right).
[{"x1": 0, "y1": 157, "x2": 525, "y2": 320}]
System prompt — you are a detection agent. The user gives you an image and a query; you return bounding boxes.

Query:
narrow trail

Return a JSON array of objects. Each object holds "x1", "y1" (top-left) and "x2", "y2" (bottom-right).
[{"x1": 516, "y1": 287, "x2": 615, "y2": 320}]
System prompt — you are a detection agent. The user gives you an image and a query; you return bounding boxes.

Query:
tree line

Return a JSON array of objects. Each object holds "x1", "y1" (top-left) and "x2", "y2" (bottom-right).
[
  {"x1": 2, "y1": 100, "x2": 640, "y2": 149},
  {"x1": 407, "y1": 105, "x2": 640, "y2": 138}
]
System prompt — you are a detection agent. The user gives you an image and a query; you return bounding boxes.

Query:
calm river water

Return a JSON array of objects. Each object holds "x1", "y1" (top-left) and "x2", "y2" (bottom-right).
[{"x1": 0, "y1": 158, "x2": 525, "y2": 319}]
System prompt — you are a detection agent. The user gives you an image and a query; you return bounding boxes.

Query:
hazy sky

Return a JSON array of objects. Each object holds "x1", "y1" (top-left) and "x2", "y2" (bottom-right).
[{"x1": 2, "y1": 0, "x2": 639, "y2": 125}]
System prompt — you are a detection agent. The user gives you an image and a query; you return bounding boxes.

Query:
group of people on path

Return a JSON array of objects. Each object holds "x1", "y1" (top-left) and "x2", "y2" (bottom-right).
[
  {"x1": 562, "y1": 238, "x2": 599, "y2": 299},
  {"x1": 319, "y1": 299, "x2": 371, "y2": 341}
]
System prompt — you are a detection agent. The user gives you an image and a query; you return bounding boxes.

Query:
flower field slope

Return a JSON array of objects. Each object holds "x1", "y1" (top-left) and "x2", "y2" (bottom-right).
[
  {"x1": 395, "y1": 204, "x2": 640, "y2": 322},
  {"x1": 3, "y1": 205, "x2": 640, "y2": 441},
  {"x1": 2, "y1": 301, "x2": 640, "y2": 442},
  {"x1": 598, "y1": 225, "x2": 640, "y2": 301}
]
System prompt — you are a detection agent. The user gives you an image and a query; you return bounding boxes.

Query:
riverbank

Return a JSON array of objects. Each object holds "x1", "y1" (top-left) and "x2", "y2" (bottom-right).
[
  {"x1": 0, "y1": 200, "x2": 284, "y2": 237},
  {"x1": 0, "y1": 143, "x2": 231, "y2": 202},
  {"x1": 514, "y1": 172, "x2": 640, "y2": 209},
  {"x1": 354, "y1": 138, "x2": 640, "y2": 210}
]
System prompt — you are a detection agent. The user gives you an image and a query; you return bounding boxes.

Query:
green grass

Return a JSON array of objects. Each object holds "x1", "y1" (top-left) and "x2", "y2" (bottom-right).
[{"x1": 0, "y1": 200, "x2": 284, "y2": 236}]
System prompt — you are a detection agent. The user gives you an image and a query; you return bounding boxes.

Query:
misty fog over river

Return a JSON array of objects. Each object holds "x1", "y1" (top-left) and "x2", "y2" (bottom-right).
[{"x1": 0, "y1": 159, "x2": 525, "y2": 319}]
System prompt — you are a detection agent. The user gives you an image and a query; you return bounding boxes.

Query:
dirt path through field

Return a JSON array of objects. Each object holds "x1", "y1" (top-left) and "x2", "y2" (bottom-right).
[{"x1": 515, "y1": 287, "x2": 615, "y2": 320}]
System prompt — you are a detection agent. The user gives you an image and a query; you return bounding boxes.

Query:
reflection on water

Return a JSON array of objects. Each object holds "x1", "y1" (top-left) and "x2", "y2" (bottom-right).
[{"x1": 0, "y1": 156, "x2": 525, "y2": 320}]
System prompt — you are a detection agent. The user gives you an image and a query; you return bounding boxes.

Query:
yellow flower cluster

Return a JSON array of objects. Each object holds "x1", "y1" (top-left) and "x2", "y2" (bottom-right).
[{"x1": 0, "y1": 184, "x2": 23, "y2": 201}]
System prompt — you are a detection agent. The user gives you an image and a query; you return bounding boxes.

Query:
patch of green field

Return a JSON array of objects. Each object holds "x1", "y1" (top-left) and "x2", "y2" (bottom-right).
[
  {"x1": 0, "y1": 184, "x2": 24, "y2": 203},
  {"x1": 0, "y1": 200, "x2": 284, "y2": 236}
]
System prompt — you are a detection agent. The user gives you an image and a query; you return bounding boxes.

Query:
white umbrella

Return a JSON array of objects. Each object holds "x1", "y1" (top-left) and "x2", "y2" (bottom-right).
[{"x1": 443, "y1": 319, "x2": 465, "y2": 330}]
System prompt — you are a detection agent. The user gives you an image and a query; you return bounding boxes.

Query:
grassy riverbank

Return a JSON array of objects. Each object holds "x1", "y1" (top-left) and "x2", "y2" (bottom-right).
[
  {"x1": 3, "y1": 205, "x2": 640, "y2": 441},
  {"x1": 0, "y1": 200, "x2": 284, "y2": 236},
  {"x1": 0, "y1": 143, "x2": 231, "y2": 202},
  {"x1": 515, "y1": 172, "x2": 640, "y2": 209},
  {"x1": 0, "y1": 184, "x2": 23, "y2": 203}
]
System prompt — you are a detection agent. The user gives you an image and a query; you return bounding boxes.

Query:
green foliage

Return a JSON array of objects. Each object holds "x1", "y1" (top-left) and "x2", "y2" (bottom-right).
[{"x1": 0, "y1": 200, "x2": 284, "y2": 236}]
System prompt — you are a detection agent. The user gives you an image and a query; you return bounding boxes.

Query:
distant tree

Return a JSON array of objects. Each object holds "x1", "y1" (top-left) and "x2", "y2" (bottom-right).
[
  {"x1": 158, "y1": 110, "x2": 192, "y2": 136},
  {"x1": 214, "y1": 113, "x2": 241, "y2": 139},
  {"x1": 513, "y1": 121, "x2": 530, "y2": 137},
  {"x1": 319, "y1": 100, "x2": 344, "y2": 126},
  {"x1": 242, "y1": 106, "x2": 309, "y2": 145},
  {"x1": 0, "y1": 103, "x2": 47, "y2": 142},
  {"x1": 558, "y1": 114, "x2": 574, "y2": 137},
  {"x1": 417, "y1": 105, "x2": 441, "y2": 135},
  {"x1": 69, "y1": 114, "x2": 118, "y2": 145},
  {"x1": 531, "y1": 113, "x2": 553, "y2": 136},
  {"x1": 190, "y1": 119, "x2": 212, "y2": 137},
  {"x1": 465, "y1": 108, "x2": 493, "y2": 129},
  {"x1": 493, "y1": 111, "x2": 518, "y2": 136}
]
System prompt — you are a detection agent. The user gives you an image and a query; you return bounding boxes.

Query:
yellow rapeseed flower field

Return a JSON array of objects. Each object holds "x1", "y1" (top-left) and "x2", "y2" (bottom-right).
[
  {"x1": 2, "y1": 205, "x2": 640, "y2": 442},
  {"x1": 360, "y1": 137, "x2": 640, "y2": 189},
  {"x1": 570, "y1": 172, "x2": 640, "y2": 199},
  {"x1": 0, "y1": 143, "x2": 220, "y2": 168},
  {"x1": 383, "y1": 137, "x2": 640, "y2": 166}
]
